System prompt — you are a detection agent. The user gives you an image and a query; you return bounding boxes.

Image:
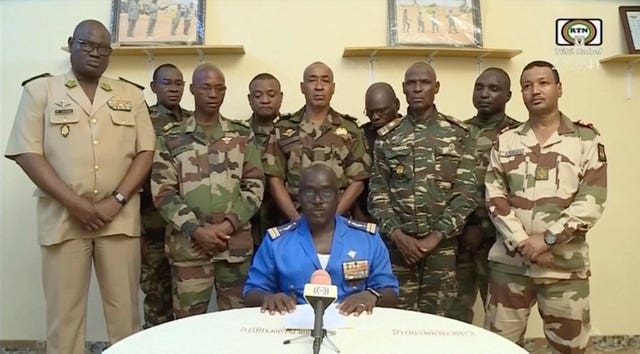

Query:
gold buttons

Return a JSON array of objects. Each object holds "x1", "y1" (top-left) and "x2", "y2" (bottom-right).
[
  {"x1": 93, "y1": 140, "x2": 99, "y2": 145},
  {"x1": 93, "y1": 189, "x2": 99, "y2": 195},
  {"x1": 91, "y1": 119, "x2": 97, "y2": 124},
  {"x1": 94, "y1": 165, "x2": 99, "y2": 170}
]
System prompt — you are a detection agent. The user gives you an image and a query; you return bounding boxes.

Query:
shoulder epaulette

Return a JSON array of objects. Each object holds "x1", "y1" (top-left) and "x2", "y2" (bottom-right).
[
  {"x1": 119, "y1": 77, "x2": 145, "y2": 90},
  {"x1": 345, "y1": 219, "x2": 377, "y2": 234},
  {"x1": 341, "y1": 114, "x2": 358, "y2": 123},
  {"x1": 377, "y1": 115, "x2": 405, "y2": 137},
  {"x1": 267, "y1": 219, "x2": 300, "y2": 240},
  {"x1": 226, "y1": 117, "x2": 250, "y2": 129},
  {"x1": 498, "y1": 124, "x2": 519, "y2": 135},
  {"x1": 574, "y1": 120, "x2": 600, "y2": 135},
  {"x1": 22, "y1": 73, "x2": 52, "y2": 87},
  {"x1": 442, "y1": 114, "x2": 469, "y2": 131},
  {"x1": 279, "y1": 113, "x2": 293, "y2": 120}
]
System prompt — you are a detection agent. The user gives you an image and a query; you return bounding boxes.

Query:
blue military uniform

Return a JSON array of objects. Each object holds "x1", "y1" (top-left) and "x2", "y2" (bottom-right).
[{"x1": 243, "y1": 216, "x2": 398, "y2": 303}]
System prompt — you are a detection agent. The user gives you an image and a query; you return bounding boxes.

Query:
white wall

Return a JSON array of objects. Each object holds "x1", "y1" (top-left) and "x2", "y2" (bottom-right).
[{"x1": 2, "y1": 0, "x2": 639, "y2": 341}]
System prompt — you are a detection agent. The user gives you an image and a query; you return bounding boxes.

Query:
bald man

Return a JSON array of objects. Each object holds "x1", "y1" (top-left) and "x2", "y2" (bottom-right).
[
  {"x1": 368, "y1": 62, "x2": 478, "y2": 317},
  {"x1": 151, "y1": 63, "x2": 264, "y2": 318},
  {"x1": 353, "y1": 82, "x2": 401, "y2": 222},
  {"x1": 263, "y1": 61, "x2": 371, "y2": 222},
  {"x1": 5, "y1": 19, "x2": 155, "y2": 353}
]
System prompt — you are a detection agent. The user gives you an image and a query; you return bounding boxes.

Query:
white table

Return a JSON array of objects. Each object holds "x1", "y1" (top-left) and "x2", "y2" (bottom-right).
[{"x1": 106, "y1": 306, "x2": 527, "y2": 354}]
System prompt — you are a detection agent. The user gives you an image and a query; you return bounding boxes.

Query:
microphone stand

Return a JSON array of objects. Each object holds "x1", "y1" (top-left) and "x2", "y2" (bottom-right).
[{"x1": 283, "y1": 299, "x2": 340, "y2": 353}]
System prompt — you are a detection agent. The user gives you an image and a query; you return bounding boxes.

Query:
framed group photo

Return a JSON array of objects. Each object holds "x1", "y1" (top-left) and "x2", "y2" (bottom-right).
[
  {"x1": 110, "y1": 0, "x2": 205, "y2": 45},
  {"x1": 388, "y1": 0, "x2": 482, "y2": 47},
  {"x1": 619, "y1": 6, "x2": 640, "y2": 54}
]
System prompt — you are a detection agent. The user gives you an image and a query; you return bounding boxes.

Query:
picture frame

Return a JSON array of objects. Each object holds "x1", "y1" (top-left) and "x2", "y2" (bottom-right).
[
  {"x1": 388, "y1": 0, "x2": 482, "y2": 47},
  {"x1": 110, "y1": 0, "x2": 205, "y2": 46},
  {"x1": 619, "y1": 6, "x2": 640, "y2": 54}
]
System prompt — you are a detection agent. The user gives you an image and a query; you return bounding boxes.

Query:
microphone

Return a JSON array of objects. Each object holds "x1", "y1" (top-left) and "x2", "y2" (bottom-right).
[{"x1": 303, "y1": 270, "x2": 338, "y2": 354}]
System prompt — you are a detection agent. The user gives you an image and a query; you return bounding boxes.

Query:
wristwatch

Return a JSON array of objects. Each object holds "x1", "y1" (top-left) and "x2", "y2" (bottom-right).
[
  {"x1": 366, "y1": 287, "x2": 382, "y2": 305},
  {"x1": 543, "y1": 230, "x2": 557, "y2": 246},
  {"x1": 112, "y1": 191, "x2": 127, "y2": 205}
]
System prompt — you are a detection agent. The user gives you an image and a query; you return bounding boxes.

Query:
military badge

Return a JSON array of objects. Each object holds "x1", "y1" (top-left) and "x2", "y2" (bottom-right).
[
  {"x1": 64, "y1": 80, "x2": 77, "y2": 89},
  {"x1": 535, "y1": 166, "x2": 549, "y2": 180},
  {"x1": 221, "y1": 137, "x2": 232, "y2": 144},
  {"x1": 100, "y1": 82, "x2": 112, "y2": 92},
  {"x1": 55, "y1": 100, "x2": 71, "y2": 108},
  {"x1": 60, "y1": 124, "x2": 70, "y2": 137},
  {"x1": 342, "y1": 260, "x2": 369, "y2": 281},
  {"x1": 335, "y1": 127, "x2": 348, "y2": 137},
  {"x1": 347, "y1": 250, "x2": 357, "y2": 259},
  {"x1": 54, "y1": 109, "x2": 73, "y2": 115},
  {"x1": 395, "y1": 164, "x2": 405, "y2": 175},
  {"x1": 282, "y1": 128, "x2": 295, "y2": 138},
  {"x1": 107, "y1": 100, "x2": 132, "y2": 112},
  {"x1": 598, "y1": 143, "x2": 607, "y2": 162}
]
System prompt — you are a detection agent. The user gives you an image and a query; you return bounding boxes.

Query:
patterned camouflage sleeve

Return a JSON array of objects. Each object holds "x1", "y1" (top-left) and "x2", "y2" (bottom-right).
[
  {"x1": 434, "y1": 134, "x2": 480, "y2": 239},
  {"x1": 485, "y1": 140, "x2": 530, "y2": 252},
  {"x1": 224, "y1": 136, "x2": 265, "y2": 231},
  {"x1": 262, "y1": 129, "x2": 286, "y2": 178},
  {"x1": 368, "y1": 139, "x2": 402, "y2": 236},
  {"x1": 344, "y1": 127, "x2": 372, "y2": 183},
  {"x1": 151, "y1": 136, "x2": 201, "y2": 237},
  {"x1": 545, "y1": 137, "x2": 607, "y2": 242}
]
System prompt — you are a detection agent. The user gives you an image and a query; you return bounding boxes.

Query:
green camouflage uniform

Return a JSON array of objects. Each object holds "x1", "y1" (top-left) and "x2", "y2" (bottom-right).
[
  {"x1": 151, "y1": 114, "x2": 264, "y2": 318},
  {"x1": 140, "y1": 104, "x2": 191, "y2": 327},
  {"x1": 368, "y1": 109, "x2": 479, "y2": 317},
  {"x1": 248, "y1": 115, "x2": 280, "y2": 246},
  {"x1": 451, "y1": 114, "x2": 521, "y2": 324},
  {"x1": 484, "y1": 114, "x2": 607, "y2": 353},
  {"x1": 263, "y1": 107, "x2": 371, "y2": 209}
]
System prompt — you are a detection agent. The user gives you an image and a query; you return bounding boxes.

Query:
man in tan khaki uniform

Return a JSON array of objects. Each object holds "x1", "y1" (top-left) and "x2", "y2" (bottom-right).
[{"x1": 4, "y1": 20, "x2": 155, "y2": 354}]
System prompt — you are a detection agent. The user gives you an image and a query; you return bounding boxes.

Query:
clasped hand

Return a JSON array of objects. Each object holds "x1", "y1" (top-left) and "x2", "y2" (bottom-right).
[
  {"x1": 391, "y1": 230, "x2": 443, "y2": 266},
  {"x1": 517, "y1": 233, "x2": 554, "y2": 268},
  {"x1": 192, "y1": 221, "x2": 233, "y2": 256},
  {"x1": 69, "y1": 196, "x2": 122, "y2": 232}
]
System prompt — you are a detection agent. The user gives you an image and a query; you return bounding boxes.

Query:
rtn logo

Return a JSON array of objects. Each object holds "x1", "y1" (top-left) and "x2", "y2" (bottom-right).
[{"x1": 556, "y1": 19, "x2": 602, "y2": 46}]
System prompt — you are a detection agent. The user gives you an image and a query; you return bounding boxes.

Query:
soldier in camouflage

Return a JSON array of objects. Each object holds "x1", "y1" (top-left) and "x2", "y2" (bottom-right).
[
  {"x1": 247, "y1": 73, "x2": 284, "y2": 247},
  {"x1": 484, "y1": 61, "x2": 607, "y2": 353},
  {"x1": 353, "y1": 82, "x2": 401, "y2": 223},
  {"x1": 368, "y1": 62, "x2": 478, "y2": 317},
  {"x1": 263, "y1": 62, "x2": 370, "y2": 221},
  {"x1": 140, "y1": 64, "x2": 191, "y2": 327},
  {"x1": 450, "y1": 68, "x2": 521, "y2": 324},
  {"x1": 151, "y1": 63, "x2": 264, "y2": 318}
]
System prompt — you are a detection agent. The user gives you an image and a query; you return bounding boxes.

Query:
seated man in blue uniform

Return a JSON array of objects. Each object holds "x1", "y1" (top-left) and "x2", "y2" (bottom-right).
[{"x1": 243, "y1": 164, "x2": 399, "y2": 316}]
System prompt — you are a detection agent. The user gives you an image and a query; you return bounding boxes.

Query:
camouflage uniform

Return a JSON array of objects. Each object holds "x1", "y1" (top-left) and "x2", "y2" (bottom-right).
[
  {"x1": 140, "y1": 104, "x2": 191, "y2": 327},
  {"x1": 451, "y1": 114, "x2": 521, "y2": 324},
  {"x1": 368, "y1": 109, "x2": 479, "y2": 317},
  {"x1": 151, "y1": 114, "x2": 264, "y2": 318},
  {"x1": 484, "y1": 114, "x2": 607, "y2": 353},
  {"x1": 263, "y1": 107, "x2": 371, "y2": 209},
  {"x1": 248, "y1": 115, "x2": 280, "y2": 246}
]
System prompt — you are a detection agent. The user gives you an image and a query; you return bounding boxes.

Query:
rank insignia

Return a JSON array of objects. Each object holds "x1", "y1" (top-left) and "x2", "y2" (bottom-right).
[
  {"x1": 282, "y1": 128, "x2": 295, "y2": 138},
  {"x1": 100, "y1": 82, "x2": 112, "y2": 92},
  {"x1": 107, "y1": 100, "x2": 132, "y2": 111},
  {"x1": 221, "y1": 137, "x2": 232, "y2": 144},
  {"x1": 342, "y1": 260, "x2": 369, "y2": 281},
  {"x1": 598, "y1": 143, "x2": 606, "y2": 162},
  {"x1": 60, "y1": 124, "x2": 70, "y2": 137},
  {"x1": 535, "y1": 166, "x2": 549, "y2": 180},
  {"x1": 65, "y1": 80, "x2": 77, "y2": 89},
  {"x1": 335, "y1": 127, "x2": 348, "y2": 136},
  {"x1": 395, "y1": 164, "x2": 405, "y2": 175},
  {"x1": 347, "y1": 250, "x2": 356, "y2": 259}
]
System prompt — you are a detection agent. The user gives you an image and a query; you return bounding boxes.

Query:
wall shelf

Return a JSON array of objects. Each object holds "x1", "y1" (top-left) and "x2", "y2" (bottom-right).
[
  {"x1": 61, "y1": 44, "x2": 245, "y2": 63},
  {"x1": 342, "y1": 46, "x2": 522, "y2": 83},
  {"x1": 599, "y1": 54, "x2": 640, "y2": 99}
]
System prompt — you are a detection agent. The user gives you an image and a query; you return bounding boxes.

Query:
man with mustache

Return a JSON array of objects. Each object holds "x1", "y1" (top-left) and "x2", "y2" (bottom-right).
[
  {"x1": 5, "y1": 19, "x2": 155, "y2": 353},
  {"x1": 263, "y1": 62, "x2": 370, "y2": 222},
  {"x1": 140, "y1": 64, "x2": 191, "y2": 328},
  {"x1": 369, "y1": 62, "x2": 478, "y2": 318}
]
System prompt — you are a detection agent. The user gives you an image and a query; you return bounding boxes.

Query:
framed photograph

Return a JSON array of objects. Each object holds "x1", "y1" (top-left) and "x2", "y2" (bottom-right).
[
  {"x1": 619, "y1": 6, "x2": 640, "y2": 54},
  {"x1": 388, "y1": 0, "x2": 482, "y2": 47},
  {"x1": 110, "y1": 0, "x2": 205, "y2": 46}
]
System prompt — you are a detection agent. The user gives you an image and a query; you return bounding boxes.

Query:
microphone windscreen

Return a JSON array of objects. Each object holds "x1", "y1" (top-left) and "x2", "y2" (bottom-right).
[{"x1": 310, "y1": 269, "x2": 331, "y2": 285}]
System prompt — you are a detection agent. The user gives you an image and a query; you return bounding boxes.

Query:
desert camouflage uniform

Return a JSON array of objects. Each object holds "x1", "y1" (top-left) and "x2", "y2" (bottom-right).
[
  {"x1": 263, "y1": 107, "x2": 371, "y2": 209},
  {"x1": 248, "y1": 115, "x2": 280, "y2": 246},
  {"x1": 151, "y1": 115, "x2": 264, "y2": 318},
  {"x1": 451, "y1": 114, "x2": 520, "y2": 323},
  {"x1": 368, "y1": 109, "x2": 479, "y2": 317},
  {"x1": 140, "y1": 104, "x2": 191, "y2": 327},
  {"x1": 484, "y1": 114, "x2": 607, "y2": 353}
]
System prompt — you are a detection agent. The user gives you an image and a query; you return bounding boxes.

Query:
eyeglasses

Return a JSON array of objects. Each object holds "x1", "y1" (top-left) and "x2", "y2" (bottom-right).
[
  {"x1": 73, "y1": 38, "x2": 112, "y2": 56},
  {"x1": 299, "y1": 188, "x2": 336, "y2": 202}
]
